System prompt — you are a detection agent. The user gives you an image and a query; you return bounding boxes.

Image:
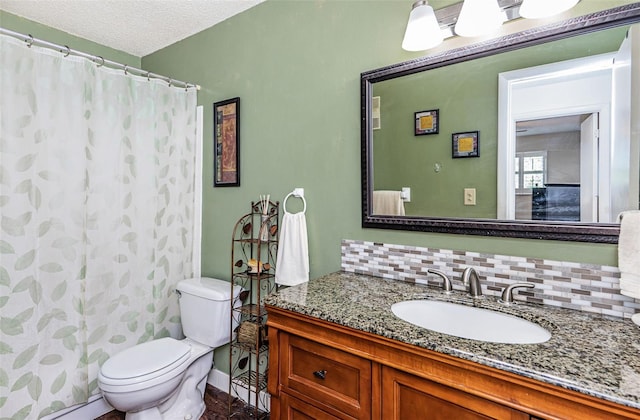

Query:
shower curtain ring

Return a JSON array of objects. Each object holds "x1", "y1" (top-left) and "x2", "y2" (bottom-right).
[
  {"x1": 124, "y1": 64, "x2": 128, "y2": 75},
  {"x1": 25, "y1": 34, "x2": 34, "y2": 48},
  {"x1": 147, "y1": 71, "x2": 151, "y2": 81},
  {"x1": 168, "y1": 78, "x2": 173, "y2": 87},
  {"x1": 62, "y1": 45, "x2": 70, "y2": 57},
  {"x1": 95, "y1": 56, "x2": 105, "y2": 67}
]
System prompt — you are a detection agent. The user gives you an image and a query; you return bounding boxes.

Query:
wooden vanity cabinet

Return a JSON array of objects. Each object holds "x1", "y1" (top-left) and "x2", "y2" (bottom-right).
[{"x1": 267, "y1": 306, "x2": 640, "y2": 420}]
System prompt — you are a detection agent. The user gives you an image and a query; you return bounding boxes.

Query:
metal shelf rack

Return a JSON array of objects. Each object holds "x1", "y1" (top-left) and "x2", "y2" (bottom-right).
[{"x1": 229, "y1": 200, "x2": 278, "y2": 419}]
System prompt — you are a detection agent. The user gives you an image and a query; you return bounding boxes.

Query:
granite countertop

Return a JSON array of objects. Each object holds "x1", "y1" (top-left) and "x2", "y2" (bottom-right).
[{"x1": 264, "y1": 271, "x2": 640, "y2": 409}]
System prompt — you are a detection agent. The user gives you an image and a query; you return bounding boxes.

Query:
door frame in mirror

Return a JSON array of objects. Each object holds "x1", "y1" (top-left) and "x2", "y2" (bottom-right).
[{"x1": 361, "y1": 3, "x2": 640, "y2": 244}]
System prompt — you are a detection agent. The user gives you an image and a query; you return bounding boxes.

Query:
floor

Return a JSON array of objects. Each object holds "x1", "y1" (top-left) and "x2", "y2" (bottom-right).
[{"x1": 95, "y1": 385, "x2": 266, "y2": 419}]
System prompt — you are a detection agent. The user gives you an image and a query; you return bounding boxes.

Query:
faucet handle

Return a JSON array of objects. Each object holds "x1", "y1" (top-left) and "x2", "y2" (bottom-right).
[
  {"x1": 427, "y1": 269, "x2": 453, "y2": 293},
  {"x1": 499, "y1": 282, "x2": 535, "y2": 305}
]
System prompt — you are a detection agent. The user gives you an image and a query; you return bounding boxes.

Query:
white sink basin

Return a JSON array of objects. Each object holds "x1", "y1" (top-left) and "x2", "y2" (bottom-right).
[{"x1": 391, "y1": 300, "x2": 551, "y2": 344}]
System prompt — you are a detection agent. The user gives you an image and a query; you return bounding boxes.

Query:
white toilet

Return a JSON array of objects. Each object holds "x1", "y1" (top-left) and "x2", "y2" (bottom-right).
[{"x1": 98, "y1": 277, "x2": 242, "y2": 420}]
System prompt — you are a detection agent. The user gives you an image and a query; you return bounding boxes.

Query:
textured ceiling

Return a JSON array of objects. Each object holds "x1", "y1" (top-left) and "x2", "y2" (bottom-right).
[{"x1": 0, "y1": 0, "x2": 265, "y2": 57}]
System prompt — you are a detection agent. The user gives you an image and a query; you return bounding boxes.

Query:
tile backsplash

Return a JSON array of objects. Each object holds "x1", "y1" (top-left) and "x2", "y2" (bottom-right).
[{"x1": 341, "y1": 239, "x2": 640, "y2": 319}]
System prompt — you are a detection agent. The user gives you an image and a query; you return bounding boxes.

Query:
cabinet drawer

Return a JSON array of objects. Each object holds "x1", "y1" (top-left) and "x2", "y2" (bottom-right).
[
  {"x1": 282, "y1": 334, "x2": 371, "y2": 419},
  {"x1": 280, "y1": 393, "x2": 344, "y2": 420}
]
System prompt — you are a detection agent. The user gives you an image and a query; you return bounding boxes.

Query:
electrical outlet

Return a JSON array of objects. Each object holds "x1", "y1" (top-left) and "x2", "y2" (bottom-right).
[{"x1": 464, "y1": 188, "x2": 476, "y2": 205}]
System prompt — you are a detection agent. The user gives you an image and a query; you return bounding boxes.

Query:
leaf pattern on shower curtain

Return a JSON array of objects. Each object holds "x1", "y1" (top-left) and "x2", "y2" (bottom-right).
[{"x1": 0, "y1": 35, "x2": 198, "y2": 419}]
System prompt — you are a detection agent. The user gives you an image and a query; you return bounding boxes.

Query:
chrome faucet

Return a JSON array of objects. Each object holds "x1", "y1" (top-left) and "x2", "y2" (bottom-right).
[
  {"x1": 462, "y1": 267, "x2": 482, "y2": 298},
  {"x1": 499, "y1": 283, "x2": 535, "y2": 305},
  {"x1": 427, "y1": 269, "x2": 453, "y2": 293}
]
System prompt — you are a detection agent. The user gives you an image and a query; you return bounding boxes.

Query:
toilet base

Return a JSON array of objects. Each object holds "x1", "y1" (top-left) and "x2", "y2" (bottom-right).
[
  {"x1": 157, "y1": 342, "x2": 210, "y2": 420},
  {"x1": 100, "y1": 339, "x2": 213, "y2": 420},
  {"x1": 123, "y1": 402, "x2": 204, "y2": 420},
  {"x1": 124, "y1": 406, "x2": 162, "y2": 420}
]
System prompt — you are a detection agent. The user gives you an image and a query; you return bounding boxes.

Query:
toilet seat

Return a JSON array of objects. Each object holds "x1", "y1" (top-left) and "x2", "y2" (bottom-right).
[{"x1": 99, "y1": 337, "x2": 191, "y2": 391}]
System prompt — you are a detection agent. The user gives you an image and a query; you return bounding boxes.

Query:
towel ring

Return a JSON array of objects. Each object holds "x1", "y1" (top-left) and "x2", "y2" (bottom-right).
[{"x1": 283, "y1": 192, "x2": 306, "y2": 214}]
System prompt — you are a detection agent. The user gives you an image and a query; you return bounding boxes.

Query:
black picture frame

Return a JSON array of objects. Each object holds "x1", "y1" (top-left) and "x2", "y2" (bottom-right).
[
  {"x1": 414, "y1": 109, "x2": 439, "y2": 135},
  {"x1": 452, "y1": 131, "x2": 479, "y2": 158},
  {"x1": 213, "y1": 97, "x2": 240, "y2": 186}
]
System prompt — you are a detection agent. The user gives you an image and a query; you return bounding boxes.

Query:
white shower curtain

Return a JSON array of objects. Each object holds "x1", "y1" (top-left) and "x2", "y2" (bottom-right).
[{"x1": 0, "y1": 35, "x2": 199, "y2": 418}]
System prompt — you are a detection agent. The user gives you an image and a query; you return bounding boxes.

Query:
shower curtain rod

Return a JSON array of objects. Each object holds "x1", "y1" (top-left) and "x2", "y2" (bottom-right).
[{"x1": 0, "y1": 27, "x2": 200, "y2": 90}]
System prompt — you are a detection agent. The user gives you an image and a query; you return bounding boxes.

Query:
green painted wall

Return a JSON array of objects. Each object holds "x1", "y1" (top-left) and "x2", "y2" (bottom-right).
[
  {"x1": 143, "y1": 0, "x2": 630, "y2": 285},
  {"x1": 0, "y1": 11, "x2": 140, "y2": 67},
  {"x1": 373, "y1": 26, "x2": 628, "y2": 218},
  {"x1": 2, "y1": 0, "x2": 633, "y2": 381},
  {"x1": 3, "y1": 1, "x2": 630, "y2": 287}
]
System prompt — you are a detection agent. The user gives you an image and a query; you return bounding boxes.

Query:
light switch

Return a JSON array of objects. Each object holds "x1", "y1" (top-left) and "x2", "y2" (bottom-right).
[
  {"x1": 401, "y1": 187, "x2": 411, "y2": 202},
  {"x1": 464, "y1": 188, "x2": 476, "y2": 205}
]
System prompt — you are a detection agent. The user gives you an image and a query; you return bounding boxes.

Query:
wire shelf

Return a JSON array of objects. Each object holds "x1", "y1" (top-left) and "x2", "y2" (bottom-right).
[{"x1": 229, "y1": 200, "x2": 278, "y2": 418}]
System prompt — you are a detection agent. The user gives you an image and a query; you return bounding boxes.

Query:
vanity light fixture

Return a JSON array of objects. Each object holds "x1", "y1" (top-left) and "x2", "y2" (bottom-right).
[
  {"x1": 401, "y1": 0, "x2": 581, "y2": 51},
  {"x1": 519, "y1": 0, "x2": 580, "y2": 19},
  {"x1": 402, "y1": 0, "x2": 444, "y2": 51},
  {"x1": 454, "y1": 0, "x2": 504, "y2": 38}
]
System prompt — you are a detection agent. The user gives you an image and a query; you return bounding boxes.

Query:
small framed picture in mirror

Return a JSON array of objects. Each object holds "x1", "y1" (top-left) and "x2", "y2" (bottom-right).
[
  {"x1": 452, "y1": 131, "x2": 479, "y2": 158},
  {"x1": 414, "y1": 109, "x2": 439, "y2": 135}
]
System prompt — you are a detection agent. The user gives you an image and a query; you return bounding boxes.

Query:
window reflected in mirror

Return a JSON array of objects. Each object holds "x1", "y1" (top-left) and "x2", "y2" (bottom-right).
[{"x1": 500, "y1": 24, "x2": 638, "y2": 224}]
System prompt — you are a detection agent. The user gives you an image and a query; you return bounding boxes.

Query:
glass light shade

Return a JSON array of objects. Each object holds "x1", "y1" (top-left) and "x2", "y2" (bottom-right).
[
  {"x1": 519, "y1": 0, "x2": 580, "y2": 19},
  {"x1": 454, "y1": 0, "x2": 504, "y2": 38},
  {"x1": 402, "y1": 1, "x2": 444, "y2": 52}
]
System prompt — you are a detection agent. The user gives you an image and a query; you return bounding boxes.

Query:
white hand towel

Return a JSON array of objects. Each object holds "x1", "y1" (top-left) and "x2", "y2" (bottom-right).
[
  {"x1": 618, "y1": 210, "x2": 640, "y2": 299},
  {"x1": 276, "y1": 212, "x2": 309, "y2": 287},
  {"x1": 373, "y1": 190, "x2": 405, "y2": 216}
]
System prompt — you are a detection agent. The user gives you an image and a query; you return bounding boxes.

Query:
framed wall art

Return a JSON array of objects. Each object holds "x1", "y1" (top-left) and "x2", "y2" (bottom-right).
[
  {"x1": 452, "y1": 131, "x2": 479, "y2": 158},
  {"x1": 414, "y1": 109, "x2": 439, "y2": 136},
  {"x1": 213, "y1": 97, "x2": 240, "y2": 186}
]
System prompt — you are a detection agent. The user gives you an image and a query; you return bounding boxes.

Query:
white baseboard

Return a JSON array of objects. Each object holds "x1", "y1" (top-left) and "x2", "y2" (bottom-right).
[
  {"x1": 207, "y1": 367, "x2": 230, "y2": 391},
  {"x1": 41, "y1": 393, "x2": 113, "y2": 420},
  {"x1": 208, "y1": 368, "x2": 270, "y2": 412}
]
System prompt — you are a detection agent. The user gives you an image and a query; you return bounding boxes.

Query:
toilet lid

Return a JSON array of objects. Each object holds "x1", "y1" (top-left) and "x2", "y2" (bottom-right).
[{"x1": 100, "y1": 337, "x2": 191, "y2": 382}]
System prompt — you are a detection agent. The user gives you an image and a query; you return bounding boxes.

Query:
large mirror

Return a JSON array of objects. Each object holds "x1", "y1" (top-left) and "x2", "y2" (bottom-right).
[{"x1": 361, "y1": 4, "x2": 640, "y2": 243}]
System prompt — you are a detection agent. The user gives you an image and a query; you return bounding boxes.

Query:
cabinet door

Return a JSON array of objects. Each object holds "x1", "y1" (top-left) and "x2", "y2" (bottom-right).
[{"x1": 382, "y1": 366, "x2": 529, "y2": 420}]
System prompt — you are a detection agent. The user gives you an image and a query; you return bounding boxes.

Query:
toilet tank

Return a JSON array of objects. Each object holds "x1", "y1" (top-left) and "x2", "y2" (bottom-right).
[{"x1": 176, "y1": 277, "x2": 242, "y2": 348}]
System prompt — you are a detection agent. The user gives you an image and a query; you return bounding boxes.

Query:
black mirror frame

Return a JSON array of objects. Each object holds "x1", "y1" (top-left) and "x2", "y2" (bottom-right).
[{"x1": 361, "y1": 3, "x2": 640, "y2": 244}]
